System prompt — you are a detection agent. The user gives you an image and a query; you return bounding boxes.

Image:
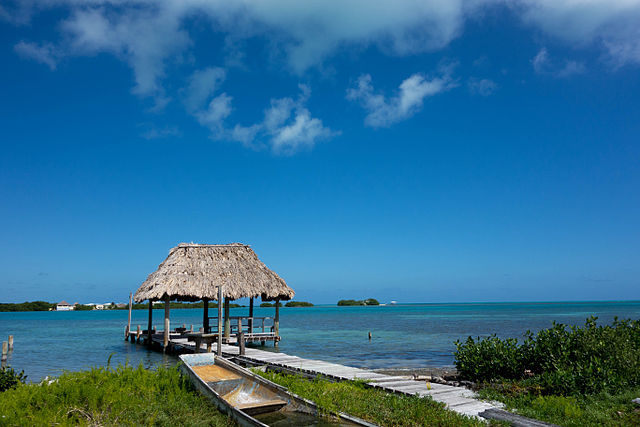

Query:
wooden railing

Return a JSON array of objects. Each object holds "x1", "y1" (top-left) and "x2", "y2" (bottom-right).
[{"x1": 206, "y1": 316, "x2": 275, "y2": 335}]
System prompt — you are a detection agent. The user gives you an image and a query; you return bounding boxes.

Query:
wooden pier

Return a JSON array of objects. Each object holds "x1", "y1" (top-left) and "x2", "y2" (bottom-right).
[{"x1": 125, "y1": 329, "x2": 504, "y2": 419}]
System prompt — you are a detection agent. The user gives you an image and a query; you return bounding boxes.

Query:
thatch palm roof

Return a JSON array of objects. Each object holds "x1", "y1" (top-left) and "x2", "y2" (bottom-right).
[{"x1": 134, "y1": 243, "x2": 294, "y2": 303}]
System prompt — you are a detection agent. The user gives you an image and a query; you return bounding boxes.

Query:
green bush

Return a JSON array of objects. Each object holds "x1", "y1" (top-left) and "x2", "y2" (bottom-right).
[
  {"x1": 0, "y1": 367, "x2": 26, "y2": 392},
  {"x1": 455, "y1": 316, "x2": 640, "y2": 395},
  {"x1": 284, "y1": 301, "x2": 313, "y2": 307}
]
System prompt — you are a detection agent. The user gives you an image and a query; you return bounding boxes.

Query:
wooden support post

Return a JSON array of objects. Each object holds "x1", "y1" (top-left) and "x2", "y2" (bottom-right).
[
  {"x1": 124, "y1": 325, "x2": 129, "y2": 340},
  {"x1": 1, "y1": 341, "x2": 7, "y2": 364},
  {"x1": 163, "y1": 294, "x2": 170, "y2": 352},
  {"x1": 224, "y1": 297, "x2": 230, "y2": 341},
  {"x1": 238, "y1": 332, "x2": 245, "y2": 355},
  {"x1": 237, "y1": 318, "x2": 242, "y2": 335},
  {"x1": 203, "y1": 298, "x2": 209, "y2": 333},
  {"x1": 147, "y1": 300, "x2": 153, "y2": 345},
  {"x1": 127, "y1": 292, "x2": 133, "y2": 337},
  {"x1": 8, "y1": 335, "x2": 13, "y2": 351},
  {"x1": 136, "y1": 325, "x2": 141, "y2": 342},
  {"x1": 249, "y1": 297, "x2": 254, "y2": 333},
  {"x1": 217, "y1": 285, "x2": 223, "y2": 356},
  {"x1": 274, "y1": 298, "x2": 280, "y2": 347}
]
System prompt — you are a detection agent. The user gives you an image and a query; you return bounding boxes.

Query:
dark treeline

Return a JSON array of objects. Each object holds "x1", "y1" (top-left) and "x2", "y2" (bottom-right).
[
  {"x1": 285, "y1": 301, "x2": 313, "y2": 307},
  {"x1": 0, "y1": 301, "x2": 245, "y2": 312},
  {"x1": 258, "y1": 301, "x2": 313, "y2": 307},
  {"x1": 0, "y1": 301, "x2": 55, "y2": 312},
  {"x1": 337, "y1": 298, "x2": 379, "y2": 306}
]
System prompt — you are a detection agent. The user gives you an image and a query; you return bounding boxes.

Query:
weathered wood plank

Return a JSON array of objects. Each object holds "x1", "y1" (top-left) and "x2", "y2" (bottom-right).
[{"x1": 479, "y1": 408, "x2": 559, "y2": 427}]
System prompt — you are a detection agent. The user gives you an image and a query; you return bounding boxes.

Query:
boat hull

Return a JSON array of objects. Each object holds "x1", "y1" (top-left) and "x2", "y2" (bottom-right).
[{"x1": 179, "y1": 353, "x2": 377, "y2": 427}]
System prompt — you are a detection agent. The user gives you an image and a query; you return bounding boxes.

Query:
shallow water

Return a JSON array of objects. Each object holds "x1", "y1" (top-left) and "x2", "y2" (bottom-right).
[{"x1": 1, "y1": 301, "x2": 638, "y2": 382}]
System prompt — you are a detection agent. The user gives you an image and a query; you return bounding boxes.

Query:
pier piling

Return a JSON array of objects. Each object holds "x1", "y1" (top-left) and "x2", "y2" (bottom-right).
[
  {"x1": 127, "y1": 292, "x2": 132, "y2": 337},
  {"x1": 1, "y1": 341, "x2": 7, "y2": 365},
  {"x1": 8, "y1": 335, "x2": 13, "y2": 351}
]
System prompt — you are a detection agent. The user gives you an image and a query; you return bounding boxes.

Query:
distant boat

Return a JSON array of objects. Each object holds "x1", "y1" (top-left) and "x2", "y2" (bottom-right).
[
  {"x1": 179, "y1": 353, "x2": 377, "y2": 427},
  {"x1": 389, "y1": 301, "x2": 397, "y2": 305}
]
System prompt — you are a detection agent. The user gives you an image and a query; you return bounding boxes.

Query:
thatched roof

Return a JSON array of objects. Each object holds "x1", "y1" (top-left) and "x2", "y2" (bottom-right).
[{"x1": 134, "y1": 243, "x2": 294, "y2": 303}]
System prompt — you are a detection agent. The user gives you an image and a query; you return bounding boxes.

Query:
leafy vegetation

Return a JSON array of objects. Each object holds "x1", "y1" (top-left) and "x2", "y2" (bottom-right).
[
  {"x1": 477, "y1": 385, "x2": 640, "y2": 426},
  {"x1": 455, "y1": 317, "x2": 640, "y2": 426},
  {"x1": 0, "y1": 301, "x2": 55, "y2": 312},
  {"x1": 259, "y1": 302, "x2": 282, "y2": 307},
  {"x1": 0, "y1": 367, "x2": 26, "y2": 392},
  {"x1": 337, "y1": 298, "x2": 379, "y2": 306},
  {"x1": 254, "y1": 370, "x2": 490, "y2": 427},
  {"x1": 0, "y1": 364, "x2": 235, "y2": 426},
  {"x1": 284, "y1": 301, "x2": 314, "y2": 307},
  {"x1": 455, "y1": 316, "x2": 640, "y2": 395}
]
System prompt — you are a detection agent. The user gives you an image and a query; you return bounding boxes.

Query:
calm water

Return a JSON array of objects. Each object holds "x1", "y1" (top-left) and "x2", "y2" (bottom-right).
[{"x1": 1, "y1": 301, "x2": 639, "y2": 382}]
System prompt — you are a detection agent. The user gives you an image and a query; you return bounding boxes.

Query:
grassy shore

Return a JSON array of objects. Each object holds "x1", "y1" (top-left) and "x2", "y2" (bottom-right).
[
  {"x1": 0, "y1": 364, "x2": 234, "y2": 426},
  {"x1": 253, "y1": 369, "x2": 497, "y2": 427}
]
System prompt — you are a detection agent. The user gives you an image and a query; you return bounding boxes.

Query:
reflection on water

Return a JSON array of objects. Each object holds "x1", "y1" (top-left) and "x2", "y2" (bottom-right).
[{"x1": 1, "y1": 301, "x2": 638, "y2": 382}]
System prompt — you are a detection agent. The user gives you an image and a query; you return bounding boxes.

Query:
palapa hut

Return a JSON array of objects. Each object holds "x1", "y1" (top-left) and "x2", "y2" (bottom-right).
[{"x1": 134, "y1": 243, "x2": 294, "y2": 352}]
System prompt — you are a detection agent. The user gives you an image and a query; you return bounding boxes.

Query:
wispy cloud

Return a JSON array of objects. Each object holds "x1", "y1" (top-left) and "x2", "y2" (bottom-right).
[
  {"x1": 189, "y1": 83, "x2": 337, "y2": 154},
  {"x1": 14, "y1": 41, "x2": 60, "y2": 70},
  {"x1": 532, "y1": 48, "x2": 585, "y2": 78},
  {"x1": 183, "y1": 67, "x2": 227, "y2": 113},
  {"x1": 468, "y1": 78, "x2": 497, "y2": 96},
  {"x1": 140, "y1": 125, "x2": 182, "y2": 140},
  {"x1": 347, "y1": 67, "x2": 456, "y2": 127}
]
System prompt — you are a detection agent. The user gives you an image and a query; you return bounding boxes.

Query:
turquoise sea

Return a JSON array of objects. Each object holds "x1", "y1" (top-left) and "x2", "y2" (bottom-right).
[{"x1": 1, "y1": 301, "x2": 639, "y2": 382}]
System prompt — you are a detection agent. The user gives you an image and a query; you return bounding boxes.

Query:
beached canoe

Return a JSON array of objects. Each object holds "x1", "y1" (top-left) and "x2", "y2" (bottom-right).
[{"x1": 179, "y1": 353, "x2": 378, "y2": 427}]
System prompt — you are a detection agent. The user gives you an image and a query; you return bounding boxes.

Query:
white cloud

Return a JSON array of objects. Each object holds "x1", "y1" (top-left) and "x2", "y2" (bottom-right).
[
  {"x1": 532, "y1": 47, "x2": 586, "y2": 77},
  {"x1": 189, "y1": 83, "x2": 336, "y2": 154},
  {"x1": 62, "y1": 5, "x2": 190, "y2": 100},
  {"x1": 468, "y1": 78, "x2": 498, "y2": 96},
  {"x1": 183, "y1": 67, "x2": 226, "y2": 112},
  {"x1": 520, "y1": 0, "x2": 640, "y2": 66},
  {"x1": 196, "y1": 94, "x2": 233, "y2": 131},
  {"x1": 140, "y1": 125, "x2": 182, "y2": 140},
  {"x1": 347, "y1": 69, "x2": 455, "y2": 127},
  {"x1": 6, "y1": 0, "x2": 640, "y2": 79},
  {"x1": 14, "y1": 41, "x2": 59, "y2": 70}
]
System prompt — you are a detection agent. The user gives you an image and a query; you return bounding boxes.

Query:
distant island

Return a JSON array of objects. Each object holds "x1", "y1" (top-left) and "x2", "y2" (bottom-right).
[
  {"x1": 260, "y1": 302, "x2": 282, "y2": 308},
  {"x1": 0, "y1": 301, "x2": 244, "y2": 312},
  {"x1": 285, "y1": 301, "x2": 313, "y2": 307},
  {"x1": 259, "y1": 301, "x2": 313, "y2": 307},
  {"x1": 337, "y1": 298, "x2": 379, "y2": 306}
]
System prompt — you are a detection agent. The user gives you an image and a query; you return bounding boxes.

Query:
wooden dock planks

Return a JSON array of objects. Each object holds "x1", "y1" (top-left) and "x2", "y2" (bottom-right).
[{"x1": 145, "y1": 334, "x2": 503, "y2": 419}]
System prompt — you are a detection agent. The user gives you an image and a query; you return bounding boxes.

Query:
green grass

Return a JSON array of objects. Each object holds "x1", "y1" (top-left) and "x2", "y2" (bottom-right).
[
  {"x1": 477, "y1": 383, "x2": 640, "y2": 426},
  {"x1": 0, "y1": 364, "x2": 236, "y2": 426},
  {"x1": 253, "y1": 370, "x2": 497, "y2": 427}
]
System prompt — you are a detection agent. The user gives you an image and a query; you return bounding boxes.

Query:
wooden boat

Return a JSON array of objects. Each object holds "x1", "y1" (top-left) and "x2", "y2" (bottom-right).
[{"x1": 179, "y1": 353, "x2": 378, "y2": 427}]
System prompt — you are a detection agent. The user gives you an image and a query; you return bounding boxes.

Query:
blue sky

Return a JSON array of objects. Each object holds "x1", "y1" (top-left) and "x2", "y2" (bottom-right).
[{"x1": 1, "y1": 1, "x2": 639, "y2": 304}]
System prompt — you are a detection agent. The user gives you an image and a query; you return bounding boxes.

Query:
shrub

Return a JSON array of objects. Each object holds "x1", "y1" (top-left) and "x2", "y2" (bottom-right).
[
  {"x1": 454, "y1": 316, "x2": 640, "y2": 395},
  {"x1": 0, "y1": 366, "x2": 26, "y2": 392}
]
